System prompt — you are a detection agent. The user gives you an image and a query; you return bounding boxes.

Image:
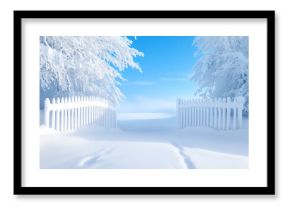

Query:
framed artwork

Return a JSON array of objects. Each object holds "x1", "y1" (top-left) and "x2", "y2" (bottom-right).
[{"x1": 14, "y1": 10, "x2": 275, "y2": 195}]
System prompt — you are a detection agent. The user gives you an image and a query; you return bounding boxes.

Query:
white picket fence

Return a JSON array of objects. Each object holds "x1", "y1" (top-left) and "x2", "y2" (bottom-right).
[
  {"x1": 44, "y1": 96, "x2": 117, "y2": 132},
  {"x1": 176, "y1": 97, "x2": 244, "y2": 130}
]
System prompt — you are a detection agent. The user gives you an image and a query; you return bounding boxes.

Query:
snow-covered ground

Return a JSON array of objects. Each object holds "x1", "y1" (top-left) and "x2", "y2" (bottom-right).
[{"x1": 40, "y1": 112, "x2": 248, "y2": 169}]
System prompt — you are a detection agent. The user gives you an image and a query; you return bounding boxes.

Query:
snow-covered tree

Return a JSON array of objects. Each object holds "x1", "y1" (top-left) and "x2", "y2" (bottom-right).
[
  {"x1": 40, "y1": 36, "x2": 143, "y2": 108},
  {"x1": 191, "y1": 36, "x2": 249, "y2": 115}
]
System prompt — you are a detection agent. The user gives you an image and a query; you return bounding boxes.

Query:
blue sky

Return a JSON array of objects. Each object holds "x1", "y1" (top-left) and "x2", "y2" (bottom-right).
[{"x1": 117, "y1": 36, "x2": 198, "y2": 113}]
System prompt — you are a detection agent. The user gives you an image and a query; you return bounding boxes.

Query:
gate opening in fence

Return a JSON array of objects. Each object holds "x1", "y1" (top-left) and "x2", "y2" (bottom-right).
[
  {"x1": 44, "y1": 96, "x2": 117, "y2": 132},
  {"x1": 176, "y1": 97, "x2": 244, "y2": 130}
]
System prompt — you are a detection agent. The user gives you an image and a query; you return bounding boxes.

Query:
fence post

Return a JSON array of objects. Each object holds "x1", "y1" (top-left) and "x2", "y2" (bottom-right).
[
  {"x1": 89, "y1": 97, "x2": 92, "y2": 124},
  {"x1": 86, "y1": 96, "x2": 89, "y2": 125},
  {"x1": 209, "y1": 98, "x2": 213, "y2": 128},
  {"x1": 200, "y1": 99, "x2": 204, "y2": 127},
  {"x1": 192, "y1": 99, "x2": 196, "y2": 127},
  {"x1": 237, "y1": 97, "x2": 243, "y2": 129},
  {"x1": 81, "y1": 96, "x2": 84, "y2": 126},
  {"x1": 195, "y1": 98, "x2": 198, "y2": 127},
  {"x1": 212, "y1": 98, "x2": 216, "y2": 129},
  {"x1": 44, "y1": 98, "x2": 50, "y2": 128},
  {"x1": 81, "y1": 96, "x2": 86, "y2": 127},
  {"x1": 205, "y1": 98, "x2": 208, "y2": 127},
  {"x1": 84, "y1": 96, "x2": 87, "y2": 126},
  {"x1": 88, "y1": 97, "x2": 91, "y2": 124},
  {"x1": 63, "y1": 97, "x2": 66, "y2": 131},
  {"x1": 79, "y1": 96, "x2": 83, "y2": 127},
  {"x1": 221, "y1": 98, "x2": 226, "y2": 129},
  {"x1": 198, "y1": 99, "x2": 201, "y2": 127},
  {"x1": 77, "y1": 96, "x2": 81, "y2": 128},
  {"x1": 87, "y1": 96, "x2": 90, "y2": 125},
  {"x1": 70, "y1": 97, "x2": 73, "y2": 130},
  {"x1": 66, "y1": 97, "x2": 70, "y2": 131},
  {"x1": 59, "y1": 97, "x2": 64, "y2": 132},
  {"x1": 86, "y1": 97, "x2": 91, "y2": 125},
  {"x1": 72, "y1": 96, "x2": 76, "y2": 130},
  {"x1": 75, "y1": 96, "x2": 78, "y2": 128},
  {"x1": 219, "y1": 98, "x2": 222, "y2": 129},
  {"x1": 82, "y1": 96, "x2": 85, "y2": 126},
  {"x1": 55, "y1": 98, "x2": 60, "y2": 131},
  {"x1": 81, "y1": 96, "x2": 87, "y2": 126},
  {"x1": 51, "y1": 98, "x2": 56, "y2": 129},
  {"x1": 91, "y1": 97, "x2": 94, "y2": 123},
  {"x1": 199, "y1": 98, "x2": 203, "y2": 127},
  {"x1": 67, "y1": 97, "x2": 71, "y2": 131},
  {"x1": 226, "y1": 97, "x2": 231, "y2": 130},
  {"x1": 76, "y1": 96, "x2": 79, "y2": 128},
  {"x1": 73, "y1": 97, "x2": 76, "y2": 129},
  {"x1": 233, "y1": 99, "x2": 237, "y2": 129}
]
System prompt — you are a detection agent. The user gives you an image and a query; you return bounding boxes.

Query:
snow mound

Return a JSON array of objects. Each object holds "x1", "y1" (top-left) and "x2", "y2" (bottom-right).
[
  {"x1": 40, "y1": 133, "x2": 187, "y2": 169},
  {"x1": 40, "y1": 115, "x2": 248, "y2": 169}
]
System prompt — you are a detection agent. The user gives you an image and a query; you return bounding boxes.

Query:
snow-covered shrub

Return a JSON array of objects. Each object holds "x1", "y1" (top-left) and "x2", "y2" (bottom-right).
[{"x1": 191, "y1": 36, "x2": 249, "y2": 115}]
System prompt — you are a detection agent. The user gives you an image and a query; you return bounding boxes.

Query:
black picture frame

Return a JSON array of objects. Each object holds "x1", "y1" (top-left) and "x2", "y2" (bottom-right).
[{"x1": 14, "y1": 10, "x2": 275, "y2": 195}]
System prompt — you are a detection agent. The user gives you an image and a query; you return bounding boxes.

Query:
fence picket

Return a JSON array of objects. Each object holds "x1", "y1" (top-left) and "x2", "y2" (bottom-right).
[
  {"x1": 44, "y1": 95, "x2": 116, "y2": 132},
  {"x1": 237, "y1": 97, "x2": 243, "y2": 129},
  {"x1": 177, "y1": 96, "x2": 243, "y2": 130},
  {"x1": 51, "y1": 98, "x2": 56, "y2": 129},
  {"x1": 233, "y1": 107, "x2": 237, "y2": 129}
]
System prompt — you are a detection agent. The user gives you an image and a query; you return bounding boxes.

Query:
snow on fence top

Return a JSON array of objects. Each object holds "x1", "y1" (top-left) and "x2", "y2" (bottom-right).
[
  {"x1": 45, "y1": 96, "x2": 110, "y2": 109},
  {"x1": 44, "y1": 96, "x2": 116, "y2": 132},
  {"x1": 176, "y1": 97, "x2": 244, "y2": 130}
]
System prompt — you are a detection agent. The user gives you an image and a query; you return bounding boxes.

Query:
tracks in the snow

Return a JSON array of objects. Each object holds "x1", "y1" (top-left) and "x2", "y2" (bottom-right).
[{"x1": 171, "y1": 142, "x2": 196, "y2": 169}]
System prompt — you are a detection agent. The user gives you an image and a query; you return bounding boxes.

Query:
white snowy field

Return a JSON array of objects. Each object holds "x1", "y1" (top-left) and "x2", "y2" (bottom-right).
[{"x1": 40, "y1": 112, "x2": 248, "y2": 169}]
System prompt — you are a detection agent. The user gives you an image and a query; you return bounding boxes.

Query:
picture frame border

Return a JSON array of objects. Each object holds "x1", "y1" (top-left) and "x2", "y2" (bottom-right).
[{"x1": 13, "y1": 10, "x2": 275, "y2": 195}]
